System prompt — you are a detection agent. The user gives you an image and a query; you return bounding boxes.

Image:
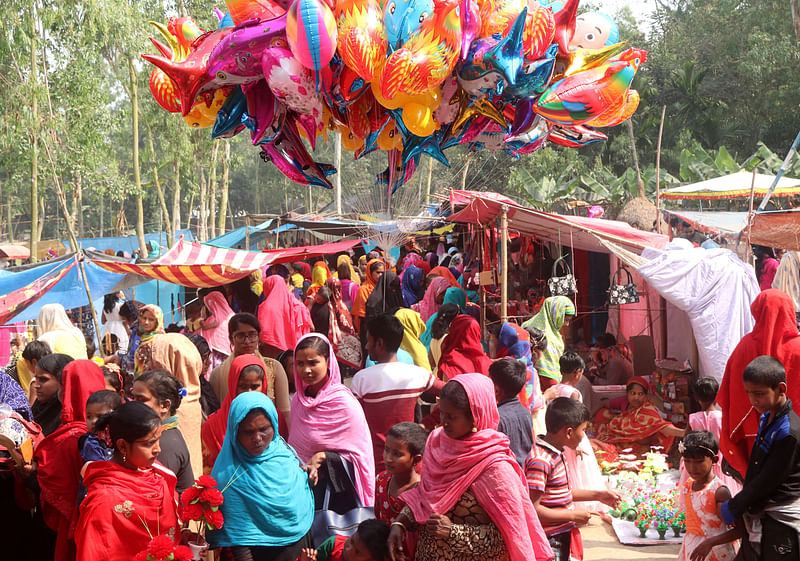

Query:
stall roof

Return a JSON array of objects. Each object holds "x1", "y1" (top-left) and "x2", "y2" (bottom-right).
[
  {"x1": 750, "y1": 209, "x2": 800, "y2": 251},
  {"x1": 659, "y1": 171, "x2": 800, "y2": 200},
  {"x1": 664, "y1": 210, "x2": 748, "y2": 236},
  {"x1": 92, "y1": 238, "x2": 365, "y2": 288},
  {"x1": 65, "y1": 229, "x2": 194, "y2": 255},
  {"x1": 448, "y1": 193, "x2": 668, "y2": 254},
  {"x1": 0, "y1": 244, "x2": 30, "y2": 260}
]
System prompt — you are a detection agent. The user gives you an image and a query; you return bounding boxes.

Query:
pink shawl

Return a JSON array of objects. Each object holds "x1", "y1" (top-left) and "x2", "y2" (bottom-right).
[
  {"x1": 412, "y1": 276, "x2": 450, "y2": 321},
  {"x1": 402, "y1": 374, "x2": 553, "y2": 561},
  {"x1": 201, "y1": 291, "x2": 234, "y2": 355},
  {"x1": 258, "y1": 276, "x2": 313, "y2": 351},
  {"x1": 288, "y1": 333, "x2": 375, "y2": 506}
]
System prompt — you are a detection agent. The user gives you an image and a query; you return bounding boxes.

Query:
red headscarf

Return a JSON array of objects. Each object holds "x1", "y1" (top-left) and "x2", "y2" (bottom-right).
[
  {"x1": 413, "y1": 258, "x2": 431, "y2": 276},
  {"x1": 258, "y1": 275, "x2": 313, "y2": 351},
  {"x1": 402, "y1": 374, "x2": 552, "y2": 561},
  {"x1": 202, "y1": 354, "x2": 276, "y2": 470},
  {"x1": 438, "y1": 316, "x2": 492, "y2": 379},
  {"x1": 34, "y1": 360, "x2": 106, "y2": 561},
  {"x1": 298, "y1": 262, "x2": 312, "y2": 283},
  {"x1": 75, "y1": 462, "x2": 180, "y2": 560},
  {"x1": 429, "y1": 266, "x2": 461, "y2": 288},
  {"x1": 719, "y1": 289, "x2": 800, "y2": 476}
]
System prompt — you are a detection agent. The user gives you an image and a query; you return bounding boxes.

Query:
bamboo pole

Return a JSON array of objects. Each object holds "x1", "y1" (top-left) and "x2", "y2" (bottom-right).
[
  {"x1": 500, "y1": 205, "x2": 509, "y2": 322},
  {"x1": 745, "y1": 168, "x2": 757, "y2": 266},
  {"x1": 655, "y1": 105, "x2": 666, "y2": 232}
]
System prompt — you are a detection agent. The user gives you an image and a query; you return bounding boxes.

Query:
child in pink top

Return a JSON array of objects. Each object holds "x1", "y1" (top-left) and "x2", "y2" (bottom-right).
[
  {"x1": 679, "y1": 377, "x2": 742, "y2": 495},
  {"x1": 553, "y1": 351, "x2": 608, "y2": 514},
  {"x1": 678, "y1": 430, "x2": 742, "y2": 561}
]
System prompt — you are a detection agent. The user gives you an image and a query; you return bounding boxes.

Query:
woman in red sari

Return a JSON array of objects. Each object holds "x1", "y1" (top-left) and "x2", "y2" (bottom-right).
[
  {"x1": 592, "y1": 377, "x2": 686, "y2": 457},
  {"x1": 437, "y1": 315, "x2": 492, "y2": 380},
  {"x1": 34, "y1": 359, "x2": 106, "y2": 561},
  {"x1": 75, "y1": 401, "x2": 181, "y2": 561}
]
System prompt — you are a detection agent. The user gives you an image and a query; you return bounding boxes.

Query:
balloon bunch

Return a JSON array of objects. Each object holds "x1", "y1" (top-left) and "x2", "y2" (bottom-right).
[{"x1": 142, "y1": 0, "x2": 646, "y2": 192}]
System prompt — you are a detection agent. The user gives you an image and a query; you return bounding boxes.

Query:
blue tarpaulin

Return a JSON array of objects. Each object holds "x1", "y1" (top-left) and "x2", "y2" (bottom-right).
[
  {"x1": 64, "y1": 229, "x2": 194, "y2": 255},
  {"x1": 205, "y1": 221, "x2": 296, "y2": 250}
]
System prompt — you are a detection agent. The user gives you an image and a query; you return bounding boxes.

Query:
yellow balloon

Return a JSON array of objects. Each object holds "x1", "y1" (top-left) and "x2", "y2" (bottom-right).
[
  {"x1": 338, "y1": 126, "x2": 365, "y2": 151},
  {"x1": 403, "y1": 102, "x2": 437, "y2": 137},
  {"x1": 377, "y1": 124, "x2": 400, "y2": 151},
  {"x1": 196, "y1": 89, "x2": 228, "y2": 120},
  {"x1": 371, "y1": 79, "x2": 408, "y2": 110},
  {"x1": 183, "y1": 104, "x2": 215, "y2": 128}
]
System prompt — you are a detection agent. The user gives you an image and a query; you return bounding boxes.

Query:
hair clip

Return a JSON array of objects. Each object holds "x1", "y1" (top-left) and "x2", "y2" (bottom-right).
[{"x1": 178, "y1": 388, "x2": 188, "y2": 397}]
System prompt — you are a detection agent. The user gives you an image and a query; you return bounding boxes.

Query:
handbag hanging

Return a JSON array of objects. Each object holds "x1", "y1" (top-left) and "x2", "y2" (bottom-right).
[
  {"x1": 547, "y1": 256, "x2": 577, "y2": 296},
  {"x1": 311, "y1": 454, "x2": 375, "y2": 547},
  {"x1": 608, "y1": 265, "x2": 640, "y2": 305}
]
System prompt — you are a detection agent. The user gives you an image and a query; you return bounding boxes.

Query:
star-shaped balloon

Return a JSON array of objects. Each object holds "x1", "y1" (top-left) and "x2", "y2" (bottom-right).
[
  {"x1": 503, "y1": 44, "x2": 558, "y2": 100},
  {"x1": 452, "y1": 89, "x2": 508, "y2": 132},
  {"x1": 482, "y1": 8, "x2": 527, "y2": 86},
  {"x1": 392, "y1": 109, "x2": 450, "y2": 167}
]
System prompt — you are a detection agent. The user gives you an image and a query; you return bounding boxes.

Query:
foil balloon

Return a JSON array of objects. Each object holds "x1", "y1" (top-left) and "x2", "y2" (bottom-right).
[
  {"x1": 402, "y1": 102, "x2": 438, "y2": 137},
  {"x1": 344, "y1": 91, "x2": 374, "y2": 138},
  {"x1": 242, "y1": 80, "x2": 278, "y2": 144},
  {"x1": 338, "y1": 125, "x2": 366, "y2": 150},
  {"x1": 548, "y1": 124, "x2": 607, "y2": 147},
  {"x1": 568, "y1": 11, "x2": 619, "y2": 50},
  {"x1": 459, "y1": 0, "x2": 481, "y2": 59},
  {"x1": 225, "y1": 0, "x2": 287, "y2": 24},
  {"x1": 379, "y1": 148, "x2": 418, "y2": 194},
  {"x1": 212, "y1": 86, "x2": 248, "y2": 139},
  {"x1": 384, "y1": 0, "x2": 433, "y2": 50},
  {"x1": 260, "y1": 118, "x2": 335, "y2": 188},
  {"x1": 433, "y1": 76, "x2": 460, "y2": 124},
  {"x1": 503, "y1": 43, "x2": 557, "y2": 100},
  {"x1": 478, "y1": 0, "x2": 523, "y2": 38},
  {"x1": 379, "y1": 0, "x2": 461, "y2": 99},
  {"x1": 286, "y1": 0, "x2": 338, "y2": 71},
  {"x1": 183, "y1": 104, "x2": 216, "y2": 128},
  {"x1": 534, "y1": 60, "x2": 637, "y2": 125},
  {"x1": 563, "y1": 41, "x2": 627, "y2": 77},
  {"x1": 149, "y1": 68, "x2": 182, "y2": 112},
  {"x1": 587, "y1": 89, "x2": 639, "y2": 127},
  {"x1": 262, "y1": 47, "x2": 323, "y2": 118},
  {"x1": 552, "y1": 0, "x2": 579, "y2": 54},
  {"x1": 335, "y1": 0, "x2": 387, "y2": 80},
  {"x1": 522, "y1": 3, "x2": 555, "y2": 60}
]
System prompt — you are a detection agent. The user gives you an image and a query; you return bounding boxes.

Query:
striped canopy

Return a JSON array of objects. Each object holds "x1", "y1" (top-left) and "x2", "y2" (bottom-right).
[{"x1": 92, "y1": 237, "x2": 364, "y2": 288}]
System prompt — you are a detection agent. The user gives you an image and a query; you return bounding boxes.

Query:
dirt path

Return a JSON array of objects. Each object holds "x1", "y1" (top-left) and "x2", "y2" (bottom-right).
[{"x1": 582, "y1": 518, "x2": 681, "y2": 560}]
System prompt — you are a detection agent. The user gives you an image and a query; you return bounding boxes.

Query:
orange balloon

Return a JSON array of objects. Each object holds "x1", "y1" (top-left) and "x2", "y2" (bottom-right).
[
  {"x1": 196, "y1": 88, "x2": 228, "y2": 120},
  {"x1": 338, "y1": 126, "x2": 365, "y2": 151},
  {"x1": 183, "y1": 104, "x2": 215, "y2": 128}
]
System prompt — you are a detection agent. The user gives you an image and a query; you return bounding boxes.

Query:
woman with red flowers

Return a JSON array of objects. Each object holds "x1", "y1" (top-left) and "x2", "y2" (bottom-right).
[{"x1": 75, "y1": 402, "x2": 182, "y2": 561}]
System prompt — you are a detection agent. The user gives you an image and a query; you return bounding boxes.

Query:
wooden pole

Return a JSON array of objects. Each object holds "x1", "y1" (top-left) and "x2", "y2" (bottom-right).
[
  {"x1": 655, "y1": 105, "x2": 666, "y2": 232},
  {"x1": 334, "y1": 132, "x2": 342, "y2": 216},
  {"x1": 500, "y1": 205, "x2": 509, "y2": 322},
  {"x1": 275, "y1": 216, "x2": 281, "y2": 249},
  {"x1": 745, "y1": 168, "x2": 757, "y2": 265},
  {"x1": 245, "y1": 215, "x2": 250, "y2": 250}
]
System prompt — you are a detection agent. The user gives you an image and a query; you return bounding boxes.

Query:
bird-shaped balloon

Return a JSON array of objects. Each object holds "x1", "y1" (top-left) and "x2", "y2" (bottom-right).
[
  {"x1": 379, "y1": 0, "x2": 462, "y2": 99},
  {"x1": 534, "y1": 59, "x2": 637, "y2": 125},
  {"x1": 335, "y1": 0, "x2": 387, "y2": 80}
]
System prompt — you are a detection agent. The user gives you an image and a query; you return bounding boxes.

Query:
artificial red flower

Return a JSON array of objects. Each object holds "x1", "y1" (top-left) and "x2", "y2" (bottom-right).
[
  {"x1": 196, "y1": 475, "x2": 218, "y2": 488},
  {"x1": 181, "y1": 502, "x2": 204, "y2": 521},
  {"x1": 147, "y1": 535, "x2": 176, "y2": 558},
  {"x1": 173, "y1": 545, "x2": 194, "y2": 561},
  {"x1": 199, "y1": 487, "x2": 224, "y2": 506},
  {"x1": 133, "y1": 552, "x2": 149, "y2": 561},
  {"x1": 205, "y1": 508, "x2": 225, "y2": 529},
  {"x1": 180, "y1": 485, "x2": 201, "y2": 504}
]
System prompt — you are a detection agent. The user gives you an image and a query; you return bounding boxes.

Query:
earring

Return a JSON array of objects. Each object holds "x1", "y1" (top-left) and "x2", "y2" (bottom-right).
[{"x1": 471, "y1": 427, "x2": 478, "y2": 433}]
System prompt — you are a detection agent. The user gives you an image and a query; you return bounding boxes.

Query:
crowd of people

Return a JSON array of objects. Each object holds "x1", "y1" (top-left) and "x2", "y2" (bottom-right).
[{"x1": 1, "y1": 238, "x2": 800, "y2": 561}]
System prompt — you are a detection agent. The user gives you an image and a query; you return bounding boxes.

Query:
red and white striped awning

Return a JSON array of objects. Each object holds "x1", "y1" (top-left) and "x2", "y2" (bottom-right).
[{"x1": 92, "y1": 237, "x2": 363, "y2": 288}]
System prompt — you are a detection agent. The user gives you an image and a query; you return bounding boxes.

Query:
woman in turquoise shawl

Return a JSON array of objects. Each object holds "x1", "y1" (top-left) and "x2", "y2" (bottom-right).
[
  {"x1": 421, "y1": 287, "x2": 466, "y2": 349},
  {"x1": 521, "y1": 296, "x2": 575, "y2": 386},
  {"x1": 208, "y1": 391, "x2": 314, "y2": 558}
]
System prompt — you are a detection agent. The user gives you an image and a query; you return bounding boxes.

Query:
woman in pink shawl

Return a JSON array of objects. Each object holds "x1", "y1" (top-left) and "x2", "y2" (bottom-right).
[
  {"x1": 412, "y1": 276, "x2": 450, "y2": 322},
  {"x1": 388, "y1": 374, "x2": 552, "y2": 561},
  {"x1": 257, "y1": 275, "x2": 313, "y2": 358},
  {"x1": 289, "y1": 333, "x2": 375, "y2": 506},
  {"x1": 200, "y1": 290, "x2": 234, "y2": 367}
]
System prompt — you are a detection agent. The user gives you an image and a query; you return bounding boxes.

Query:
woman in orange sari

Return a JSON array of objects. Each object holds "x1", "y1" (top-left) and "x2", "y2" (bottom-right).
[
  {"x1": 592, "y1": 377, "x2": 686, "y2": 457},
  {"x1": 351, "y1": 259, "x2": 384, "y2": 331}
]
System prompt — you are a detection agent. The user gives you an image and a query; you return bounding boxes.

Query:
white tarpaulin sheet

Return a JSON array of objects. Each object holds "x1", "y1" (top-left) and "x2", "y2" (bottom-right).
[{"x1": 636, "y1": 246, "x2": 760, "y2": 381}]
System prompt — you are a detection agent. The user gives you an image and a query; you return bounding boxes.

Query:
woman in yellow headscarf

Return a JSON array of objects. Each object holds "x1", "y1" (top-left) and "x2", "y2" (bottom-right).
[
  {"x1": 336, "y1": 254, "x2": 360, "y2": 285},
  {"x1": 304, "y1": 261, "x2": 330, "y2": 304},
  {"x1": 394, "y1": 308, "x2": 432, "y2": 371}
]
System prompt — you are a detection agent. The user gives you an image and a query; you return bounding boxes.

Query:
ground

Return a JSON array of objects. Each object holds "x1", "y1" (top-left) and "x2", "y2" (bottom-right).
[{"x1": 583, "y1": 518, "x2": 681, "y2": 560}]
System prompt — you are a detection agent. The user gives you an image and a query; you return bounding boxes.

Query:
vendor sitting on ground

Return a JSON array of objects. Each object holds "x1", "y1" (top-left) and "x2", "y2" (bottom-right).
[
  {"x1": 589, "y1": 333, "x2": 633, "y2": 386},
  {"x1": 591, "y1": 376, "x2": 685, "y2": 457}
]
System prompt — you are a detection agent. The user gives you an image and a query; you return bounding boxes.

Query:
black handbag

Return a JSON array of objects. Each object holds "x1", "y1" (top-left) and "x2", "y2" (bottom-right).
[
  {"x1": 311, "y1": 454, "x2": 375, "y2": 547},
  {"x1": 547, "y1": 256, "x2": 577, "y2": 296},
  {"x1": 608, "y1": 266, "x2": 639, "y2": 305}
]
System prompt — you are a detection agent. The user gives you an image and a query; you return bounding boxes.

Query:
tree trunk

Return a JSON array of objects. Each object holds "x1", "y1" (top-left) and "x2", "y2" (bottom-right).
[
  {"x1": 186, "y1": 192, "x2": 195, "y2": 230},
  {"x1": 173, "y1": 158, "x2": 181, "y2": 233},
  {"x1": 37, "y1": 197, "x2": 45, "y2": 241},
  {"x1": 792, "y1": 0, "x2": 800, "y2": 41},
  {"x1": 209, "y1": 142, "x2": 219, "y2": 239},
  {"x1": 626, "y1": 119, "x2": 646, "y2": 199},
  {"x1": 199, "y1": 166, "x2": 208, "y2": 241},
  {"x1": 218, "y1": 141, "x2": 230, "y2": 234},
  {"x1": 29, "y1": 7, "x2": 39, "y2": 261},
  {"x1": 99, "y1": 194, "x2": 104, "y2": 238},
  {"x1": 7, "y1": 180, "x2": 13, "y2": 242},
  {"x1": 128, "y1": 55, "x2": 148, "y2": 256},
  {"x1": 147, "y1": 129, "x2": 173, "y2": 247}
]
